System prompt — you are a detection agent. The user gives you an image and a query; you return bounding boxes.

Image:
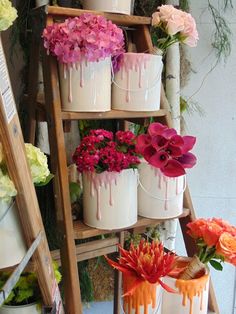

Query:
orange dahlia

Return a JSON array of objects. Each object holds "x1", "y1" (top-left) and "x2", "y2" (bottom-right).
[{"x1": 106, "y1": 240, "x2": 176, "y2": 295}]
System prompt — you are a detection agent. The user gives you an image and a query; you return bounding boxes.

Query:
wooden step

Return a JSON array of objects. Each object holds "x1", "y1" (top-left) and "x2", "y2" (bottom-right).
[
  {"x1": 73, "y1": 208, "x2": 190, "y2": 239},
  {"x1": 44, "y1": 6, "x2": 151, "y2": 26}
]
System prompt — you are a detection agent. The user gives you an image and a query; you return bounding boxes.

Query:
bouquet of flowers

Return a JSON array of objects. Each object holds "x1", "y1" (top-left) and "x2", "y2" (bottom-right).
[
  {"x1": 0, "y1": 143, "x2": 53, "y2": 203},
  {"x1": 0, "y1": 0, "x2": 17, "y2": 32},
  {"x1": 151, "y1": 4, "x2": 199, "y2": 54},
  {"x1": 43, "y1": 13, "x2": 125, "y2": 71},
  {"x1": 106, "y1": 239, "x2": 176, "y2": 295},
  {"x1": 136, "y1": 122, "x2": 197, "y2": 177},
  {"x1": 73, "y1": 129, "x2": 140, "y2": 174},
  {"x1": 180, "y1": 217, "x2": 236, "y2": 279}
]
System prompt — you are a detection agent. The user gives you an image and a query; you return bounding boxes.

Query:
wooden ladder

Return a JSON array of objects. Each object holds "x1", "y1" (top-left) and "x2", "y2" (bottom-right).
[
  {"x1": 0, "y1": 36, "x2": 64, "y2": 313},
  {"x1": 26, "y1": 6, "x2": 220, "y2": 314}
]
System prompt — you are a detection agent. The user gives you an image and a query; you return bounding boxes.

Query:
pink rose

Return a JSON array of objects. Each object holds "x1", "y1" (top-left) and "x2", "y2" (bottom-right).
[
  {"x1": 166, "y1": 12, "x2": 185, "y2": 36},
  {"x1": 152, "y1": 12, "x2": 161, "y2": 27},
  {"x1": 158, "y1": 5, "x2": 176, "y2": 22}
]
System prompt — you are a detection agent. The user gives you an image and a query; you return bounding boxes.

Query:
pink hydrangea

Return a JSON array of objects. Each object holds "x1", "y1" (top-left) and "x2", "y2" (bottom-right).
[
  {"x1": 73, "y1": 129, "x2": 140, "y2": 174},
  {"x1": 136, "y1": 122, "x2": 197, "y2": 177},
  {"x1": 151, "y1": 5, "x2": 199, "y2": 50},
  {"x1": 43, "y1": 14, "x2": 125, "y2": 66}
]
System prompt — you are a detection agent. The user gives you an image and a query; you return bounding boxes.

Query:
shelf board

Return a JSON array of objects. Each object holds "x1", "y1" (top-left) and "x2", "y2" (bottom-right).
[
  {"x1": 45, "y1": 6, "x2": 151, "y2": 26},
  {"x1": 61, "y1": 109, "x2": 168, "y2": 120},
  {"x1": 73, "y1": 208, "x2": 190, "y2": 239}
]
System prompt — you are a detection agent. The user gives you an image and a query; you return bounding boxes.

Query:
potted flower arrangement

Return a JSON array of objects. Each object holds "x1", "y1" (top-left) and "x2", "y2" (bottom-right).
[
  {"x1": 106, "y1": 239, "x2": 176, "y2": 314},
  {"x1": 0, "y1": 143, "x2": 53, "y2": 269},
  {"x1": 136, "y1": 122, "x2": 196, "y2": 219},
  {"x1": 82, "y1": 0, "x2": 132, "y2": 15},
  {"x1": 0, "y1": 262, "x2": 61, "y2": 314},
  {"x1": 0, "y1": 0, "x2": 17, "y2": 32},
  {"x1": 43, "y1": 13, "x2": 125, "y2": 112},
  {"x1": 72, "y1": 129, "x2": 140, "y2": 230},
  {"x1": 162, "y1": 217, "x2": 236, "y2": 314},
  {"x1": 151, "y1": 4, "x2": 199, "y2": 55}
]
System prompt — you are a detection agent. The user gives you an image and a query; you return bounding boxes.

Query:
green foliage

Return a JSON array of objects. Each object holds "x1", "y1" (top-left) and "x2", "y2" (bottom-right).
[
  {"x1": 69, "y1": 181, "x2": 82, "y2": 203},
  {"x1": 134, "y1": 0, "x2": 163, "y2": 17},
  {"x1": 34, "y1": 173, "x2": 54, "y2": 187},
  {"x1": 208, "y1": 0, "x2": 232, "y2": 63},
  {"x1": 78, "y1": 261, "x2": 94, "y2": 303},
  {"x1": 209, "y1": 260, "x2": 223, "y2": 271},
  {"x1": 78, "y1": 120, "x2": 117, "y2": 139},
  {"x1": 179, "y1": 0, "x2": 190, "y2": 12}
]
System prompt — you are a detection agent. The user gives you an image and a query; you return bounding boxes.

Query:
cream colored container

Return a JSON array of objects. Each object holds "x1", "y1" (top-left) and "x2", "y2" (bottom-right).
[
  {"x1": 138, "y1": 161, "x2": 186, "y2": 219},
  {"x1": 82, "y1": 0, "x2": 132, "y2": 15},
  {"x1": 59, "y1": 57, "x2": 111, "y2": 112},
  {"x1": 83, "y1": 169, "x2": 138, "y2": 230},
  {"x1": 112, "y1": 53, "x2": 163, "y2": 111}
]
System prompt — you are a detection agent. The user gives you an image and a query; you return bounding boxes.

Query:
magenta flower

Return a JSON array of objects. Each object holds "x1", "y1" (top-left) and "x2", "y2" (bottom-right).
[
  {"x1": 73, "y1": 129, "x2": 140, "y2": 174},
  {"x1": 136, "y1": 123, "x2": 197, "y2": 177}
]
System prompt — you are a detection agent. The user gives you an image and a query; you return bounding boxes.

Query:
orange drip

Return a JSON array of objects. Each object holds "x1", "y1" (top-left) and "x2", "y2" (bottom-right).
[
  {"x1": 175, "y1": 274, "x2": 209, "y2": 314},
  {"x1": 123, "y1": 276, "x2": 158, "y2": 314}
]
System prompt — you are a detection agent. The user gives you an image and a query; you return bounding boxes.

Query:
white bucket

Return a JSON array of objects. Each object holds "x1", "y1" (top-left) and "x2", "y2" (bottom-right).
[
  {"x1": 123, "y1": 277, "x2": 162, "y2": 314},
  {"x1": 82, "y1": 0, "x2": 132, "y2": 15},
  {"x1": 112, "y1": 53, "x2": 163, "y2": 111},
  {"x1": 138, "y1": 162, "x2": 186, "y2": 219},
  {"x1": 162, "y1": 260, "x2": 209, "y2": 314},
  {"x1": 0, "y1": 200, "x2": 27, "y2": 269},
  {"x1": 0, "y1": 303, "x2": 40, "y2": 314},
  {"x1": 59, "y1": 57, "x2": 111, "y2": 112},
  {"x1": 83, "y1": 169, "x2": 138, "y2": 230}
]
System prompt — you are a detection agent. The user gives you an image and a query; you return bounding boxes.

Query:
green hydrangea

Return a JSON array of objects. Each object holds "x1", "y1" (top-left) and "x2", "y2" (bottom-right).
[
  {"x1": 0, "y1": 0, "x2": 17, "y2": 32},
  {"x1": 25, "y1": 143, "x2": 50, "y2": 185},
  {"x1": 0, "y1": 168, "x2": 17, "y2": 203}
]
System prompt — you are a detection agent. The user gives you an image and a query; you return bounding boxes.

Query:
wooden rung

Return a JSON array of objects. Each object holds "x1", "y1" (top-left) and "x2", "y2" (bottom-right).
[
  {"x1": 44, "y1": 6, "x2": 151, "y2": 26},
  {"x1": 73, "y1": 208, "x2": 190, "y2": 239},
  {"x1": 51, "y1": 237, "x2": 120, "y2": 264},
  {"x1": 61, "y1": 109, "x2": 168, "y2": 120}
]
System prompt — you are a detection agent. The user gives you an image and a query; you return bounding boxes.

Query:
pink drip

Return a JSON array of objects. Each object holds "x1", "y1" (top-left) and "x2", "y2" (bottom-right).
[
  {"x1": 88, "y1": 172, "x2": 118, "y2": 221},
  {"x1": 80, "y1": 62, "x2": 84, "y2": 88},
  {"x1": 63, "y1": 64, "x2": 67, "y2": 79},
  {"x1": 68, "y1": 67, "x2": 72, "y2": 103},
  {"x1": 164, "y1": 177, "x2": 168, "y2": 210},
  {"x1": 139, "y1": 66, "x2": 142, "y2": 88}
]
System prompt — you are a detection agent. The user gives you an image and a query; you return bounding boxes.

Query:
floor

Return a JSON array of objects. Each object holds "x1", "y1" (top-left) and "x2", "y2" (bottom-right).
[{"x1": 83, "y1": 301, "x2": 113, "y2": 314}]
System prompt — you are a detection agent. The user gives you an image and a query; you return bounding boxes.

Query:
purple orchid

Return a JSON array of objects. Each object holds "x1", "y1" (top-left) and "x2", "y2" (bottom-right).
[{"x1": 136, "y1": 122, "x2": 197, "y2": 177}]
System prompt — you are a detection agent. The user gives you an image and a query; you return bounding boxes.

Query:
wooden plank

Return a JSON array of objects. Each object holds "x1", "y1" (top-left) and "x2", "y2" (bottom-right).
[
  {"x1": 61, "y1": 109, "x2": 168, "y2": 120},
  {"x1": 0, "y1": 37, "x2": 62, "y2": 310},
  {"x1": 74, "y1": 209, "x2": 190, "y2": 239},
  {"x1": 51, "y1": 237, "x2": 119, "y2": 264},
  {"x1": 42, "y1": 47, "x2": 82, "y2": 313},
  {"x1": 45, "y1": 6, "x2": 151, "y2": 26},
  {"x1": 133, "y1": 25, "x2": 153, "y2": 53}
]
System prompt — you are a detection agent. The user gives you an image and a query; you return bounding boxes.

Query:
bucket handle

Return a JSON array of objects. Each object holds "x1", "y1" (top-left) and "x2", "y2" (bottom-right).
[
  {"x1": 138, "y1": 175, "x2": 186, "y2": 201},
  {"x1": 111, "y1": 62, "x2": 163, "y2": 93},
  {"x1": 0, "y1": 200, "x2": 14, "y2": 223}
]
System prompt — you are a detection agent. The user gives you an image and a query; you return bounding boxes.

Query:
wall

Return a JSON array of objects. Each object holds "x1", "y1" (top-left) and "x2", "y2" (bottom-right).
[{"x1": 177, "y1": 1, "x2": 236, "y2": 313}]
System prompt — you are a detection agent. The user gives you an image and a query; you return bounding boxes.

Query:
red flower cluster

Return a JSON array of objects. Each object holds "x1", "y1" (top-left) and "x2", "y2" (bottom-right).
[
  {"x1": 106, "y1": 240, "x2": 176, "y2": 295},
  {"x1": 73, "y1": 129, "x2": 140, "y2": 173},
  {"x1": 136, "y1": 122, "x2": 197, "y2": 177},
  {"x1": 187, "y1": 218, "x2": 236, "y2": 267}
]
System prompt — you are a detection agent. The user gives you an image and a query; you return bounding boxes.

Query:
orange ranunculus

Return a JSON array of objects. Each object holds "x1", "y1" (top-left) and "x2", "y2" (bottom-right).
[
  {"x1": 216, "y1": 232, "x2": 236, "y2": 266},
  {"x1": 186, "y1": 218, "x2": 208, "y2": 239},
  {"x1": 201, "y1": 222, "x2": 224, "y2": 247},
  {"x1": 106, "y1": 240, "x2": 176, "y2": 294}
]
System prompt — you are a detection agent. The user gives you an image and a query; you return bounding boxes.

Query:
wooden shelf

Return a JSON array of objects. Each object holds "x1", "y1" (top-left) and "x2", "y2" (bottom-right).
[
  {"x1": 45, "y1": 6, "x2": 151, "y2": 26},
  {"x1": 61, "y1": 109, "x2": 168, "y2": 120},
  {"x1": 73, "y1": 208, "x2": 190, "y2": 239}
]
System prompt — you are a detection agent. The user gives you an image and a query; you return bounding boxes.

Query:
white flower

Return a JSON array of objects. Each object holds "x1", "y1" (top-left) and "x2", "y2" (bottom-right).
[
  {"x1": 0, "y1": 0, "x2": 17, "y2": 32},
  {"x1": 25, "y1": 143, "x2": 50, "y2": 185},
  {"x1": 0, "y1": 168, "x2": 17, "y2": 203}
]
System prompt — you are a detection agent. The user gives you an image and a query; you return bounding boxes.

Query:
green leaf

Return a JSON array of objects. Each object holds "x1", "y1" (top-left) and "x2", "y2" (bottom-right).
[
  {"x1": 209, "y1": 259, "x2": 223, "y2": 271},
  {"x1": 69, "y1": 182, "x2": 82, "y2": 203},
  {"x1": 34, "y1": 173, "x2": 54, "y2": 187}
]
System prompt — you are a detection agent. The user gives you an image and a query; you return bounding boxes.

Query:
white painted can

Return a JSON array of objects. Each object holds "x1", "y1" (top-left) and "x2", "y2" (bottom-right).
[
  {"x1": 83, "y1": 169, "x2": 138, "y2": 230},
  {"x1": 0, "y1": 303, "x2": 40, "y2": 314},
  {"x1": 82, "y1": 0, "x2": 132, "y2": 15},
  {"x1": 59, "y1": 57, "x2": 111, "y2": 112},
  {"x1": 112, "y1": 53, "x2": 163, "y2": 111},
  {"x1": 138, "y1": 161, "x2": 185, "y2": 219},
  {"x1": 0, "y1": 200, "x2": 27, "y2": 269},
  {"x1": 162, "y1": 261, "x2": 209, "y2": 314}
]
